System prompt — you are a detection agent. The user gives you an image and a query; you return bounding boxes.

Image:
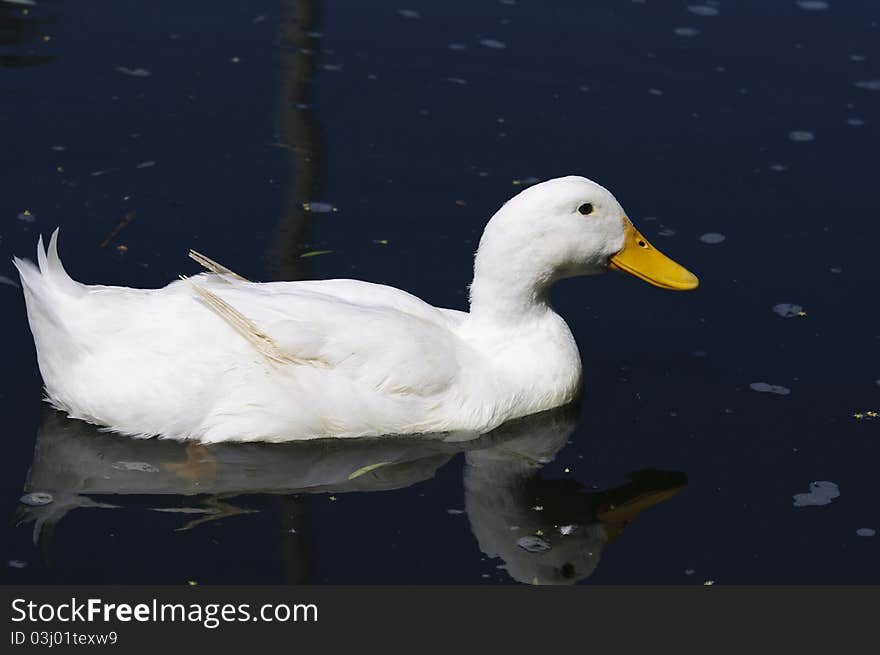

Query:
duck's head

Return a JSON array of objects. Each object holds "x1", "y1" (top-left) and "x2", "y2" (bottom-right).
[{"x1": 476, "y1": 176, "x2": 698, "y2": 292}]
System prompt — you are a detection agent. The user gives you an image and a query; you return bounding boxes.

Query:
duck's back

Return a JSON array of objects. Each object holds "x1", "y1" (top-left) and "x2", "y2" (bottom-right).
[{"x1": 15, "y1": 232, "x2": 492, "y2": 442}]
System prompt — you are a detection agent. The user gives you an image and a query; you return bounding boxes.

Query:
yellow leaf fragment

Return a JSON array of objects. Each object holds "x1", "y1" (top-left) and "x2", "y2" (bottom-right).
[{"x1": 348, "y1": 461, "x2": 391, "y2": 480}]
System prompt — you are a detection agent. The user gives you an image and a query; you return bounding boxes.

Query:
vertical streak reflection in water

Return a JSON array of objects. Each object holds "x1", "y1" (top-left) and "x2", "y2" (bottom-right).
[
  {"x1": 270, "y1": 0, "x2": 326, "y2": 282},
  {"x1": 270, "y1": 0, "x2": 324, "y2": 583}
]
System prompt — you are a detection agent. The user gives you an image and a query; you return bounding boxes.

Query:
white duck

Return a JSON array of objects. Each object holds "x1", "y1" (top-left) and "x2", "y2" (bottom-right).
[{"x1": 15, "y1": 176, "x2": 697, "y2": 442}]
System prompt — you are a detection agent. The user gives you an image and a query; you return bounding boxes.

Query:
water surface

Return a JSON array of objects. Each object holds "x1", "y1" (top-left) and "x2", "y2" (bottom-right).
[{"x1": 1, "y1": 0, "x2": 878, "y2": 584}]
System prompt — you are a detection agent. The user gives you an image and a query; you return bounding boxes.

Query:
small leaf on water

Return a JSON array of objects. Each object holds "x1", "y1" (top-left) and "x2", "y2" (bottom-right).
[
  {"x1": 20, "y1": 492, "x2": 53, "y2": 507},
  {"x1": 517, "y1": 536, "x2": 551, "y2": 553},
  {"x1": 302, "y1": 202, "x2": 337, "y2": 213},
  {"x1": 300, "y1": 250, "x2": 333, "y2": 258},
  {"x1": 348, "y1": 461, "x2": 391, "y2": 480}
]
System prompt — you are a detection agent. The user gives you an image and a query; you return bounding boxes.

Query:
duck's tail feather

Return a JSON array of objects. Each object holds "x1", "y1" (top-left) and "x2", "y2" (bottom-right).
[
  {"x1": 14, "y1": 230, "x2": 86, "y2": 403},
  {"x1": 41, "y1": 229, "x2": 82, "y2": 296},
  {"x1": 14, "y1": 228, "x2": 84, "y2": 296}
]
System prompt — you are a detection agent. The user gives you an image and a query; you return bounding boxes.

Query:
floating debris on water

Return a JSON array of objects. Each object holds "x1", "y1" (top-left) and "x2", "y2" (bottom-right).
[
  {"x1": 512, "y1": 176, "x2": 540, "y2": 186},
  {"x1": 788, "y1": 130, "x2": 815, "y2": 142},
  {"x1": 19, "y1": 492, "x2": 53, "y2": 507},
  {"x1": 446, "y1": 509, "x2": 465, "y2": 515},
  {"x1": 750, "y1": 382, "x2": 791, "y2": 395},
  {"x1": 516, "y1": 536, "x2": 551, "y2": 553},
  {"x1": 300, "y1": 250, "x2": 333, "y2": 258},
  {"x1": 688, "y1": 5, "x2": 719, "y2": 16},
  {"x1": 531, "y1": 505, "x2": 544, "y2": 511},
  {"x1": 648, "y1": 88, "x2": 664, "y2": 96},
  {"x1": 847, "y1": 118, "x2": 865, "y2": 127},
  {"x1": 7, "y1": 560, "x2": 28, "y2": 569},
  {"x1": 302, "y1": 201, "x2": 337, "y2": 213},
  {"x1": 373, "y1": 239, "x2": 389, "y2": 245},
  {"x1": 448, "y1": 43, "x2": 467, "y2": 51},
  {"x1": 396, "y1": 9, "x2": 421, "y2": 19},
  {"x1": 0, "y1": 276, "x2": 20, "y2": 288},
  {"x1": 348, "y1": 461, "x2": 390, "y2": 480},
  {"x1": 187, "y1": 580, "x2": 198, "y2": 586},
  {"x1": 674, "y1": 27, "x2": 700, "y2": 37},
  {"x1": 852, "y1": 410, "x2": 879, "y2": 420},
  {"x1": 769, "y1": 163, "x2": 788, "y2": 172},
  {"x1": 699, "y1": 232, "x2": 726, "y2": 244},
  {"x1": 115, "y1": 66, "x2": 151, "y2": 77},
  {"x1": 657, "y1": 226, "x2": 676, "y2": 237},
  {"x1": 772, "y1": 303, "x2": 805, "y2": 318},
  {"x1": 685, "y1": 568, "x2": 695, "y2": 575},
  {"x1": 16, "y1": 210, "x2": 35, "y2": 223},
  {"x1": 793, "y1": 481, "x2": 839, "y2": 507},
  {"x1": 703, "y1": 580, "x2": 715, "y2": 586},
  {"x1": 854, "y1": 80, "x2": 880, "y2": 91},
  {"x1": 558, "y1": 524, "x2": 577, "y2": 536},
  {"x1": 136, "y1": 160, "x2": 156, "y2": 169},
  {"x1": 796, "y1": 1, "x2": 829, "y2": 10},
  {"x1": 446, "y1": 77, "x2": 468, "y2": 85},
  {"x1": 111, "y1": 461, "x2": 159, "y2": 473},
  {"x1": 479, "y1": 39, "x2": 507, "y2": 49},
  {"x1": 856, "y1": 528, "x2": 876, "y2": 537},
  {"x1": 50, "y1": 145, "x2": 66, "y2": 151},
  {"x1": 99, "y1": 211, "x2": 135, "y2": 249}
]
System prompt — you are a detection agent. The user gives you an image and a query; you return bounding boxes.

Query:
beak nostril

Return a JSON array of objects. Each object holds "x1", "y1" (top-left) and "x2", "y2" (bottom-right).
[{"x1": 637, "y1": 240, "x2": 647, "y2": 248}]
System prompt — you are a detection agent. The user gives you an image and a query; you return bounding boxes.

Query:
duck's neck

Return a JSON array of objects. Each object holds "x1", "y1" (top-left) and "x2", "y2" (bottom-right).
[
  {"x1": 463, "y1": 239, "x2": 583, "y2": 414},
  {"x1": 467, "y1": 241, "x2": 555, "y2": 324}
]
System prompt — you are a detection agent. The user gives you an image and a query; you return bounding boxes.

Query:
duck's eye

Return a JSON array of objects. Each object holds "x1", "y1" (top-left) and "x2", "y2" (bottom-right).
[{"x1": 577, "y1": 203, "x2": 594, "y2": 216}]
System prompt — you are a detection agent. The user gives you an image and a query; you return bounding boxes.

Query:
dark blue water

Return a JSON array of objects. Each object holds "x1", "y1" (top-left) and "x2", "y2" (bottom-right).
[{"x1": 2, "y1": 0, "x2": 878, "y2": 584}]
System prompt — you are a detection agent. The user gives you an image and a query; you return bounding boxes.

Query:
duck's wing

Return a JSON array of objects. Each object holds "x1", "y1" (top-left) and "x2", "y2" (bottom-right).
[{"x1": 188, "y1": 277, "x2": 469, "y2": 399}]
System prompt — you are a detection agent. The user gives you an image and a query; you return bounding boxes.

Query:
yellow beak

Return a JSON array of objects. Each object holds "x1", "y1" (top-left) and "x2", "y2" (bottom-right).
[{"x1": 608, "y1": 217, "x2": 699, "y2": 291}]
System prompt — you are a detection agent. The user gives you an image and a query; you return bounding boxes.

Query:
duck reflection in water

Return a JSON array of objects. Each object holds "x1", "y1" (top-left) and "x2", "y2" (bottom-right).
[{"x1": 18, "y1": 406, "x2": 685, "y2": 584}]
